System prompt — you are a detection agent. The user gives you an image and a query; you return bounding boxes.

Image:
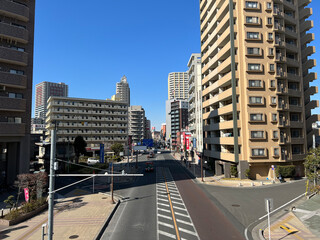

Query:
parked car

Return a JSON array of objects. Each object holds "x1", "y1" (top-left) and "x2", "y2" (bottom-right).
[
  {"x1": 145, "y1": 162, "x2": 154, "y2": 172},
  {"x1": 87, "y1": 157, "x2": 99, "y2": 165}
]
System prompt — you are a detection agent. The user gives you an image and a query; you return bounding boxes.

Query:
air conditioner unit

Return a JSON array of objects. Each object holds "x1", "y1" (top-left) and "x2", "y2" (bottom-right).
[{"x1": 0, "y1": 85, "x2": 6, "y2": 91}]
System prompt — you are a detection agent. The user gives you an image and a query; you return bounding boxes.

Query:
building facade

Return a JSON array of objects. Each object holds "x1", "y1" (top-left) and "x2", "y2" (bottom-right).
[
  {"x1": 144, "y1": 118, "x2": 152, "y2": 139},
  {"x1": 35, "y1": 82, "x2": 68, "y2": 119},
  {"x1": 168, "y1": 72, "x2": 189, "y2": 100},
  {"x1": 187, "y1": 53, "x2": 203, "y2": 152},
  {"x1": 0, "y1": 0, "x2": 35, "y2": 185},
  {"x1": 166, "y1": 100, "x2": 188, "y2": 149},
  {"x1": 46, "y1": 97, "x2": 128, "y2": 149},
  {"x1": 116, "y1": 75, "x2": 130, "y2": 106},
  {"x1": 200, "y1": 0, "x2": 318, "y2": 179},
  {"x1": 128, "y1": 105, "x2": 145, "y2": 144}
]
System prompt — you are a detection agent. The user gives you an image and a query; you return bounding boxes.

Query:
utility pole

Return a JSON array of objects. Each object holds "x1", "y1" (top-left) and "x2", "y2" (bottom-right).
[
  {"x1": 200, "y1": 153, "x2": 204, "y2": 182},
  {"x1": 48, "y1": 128, "x2": 56, "y2": 240}
]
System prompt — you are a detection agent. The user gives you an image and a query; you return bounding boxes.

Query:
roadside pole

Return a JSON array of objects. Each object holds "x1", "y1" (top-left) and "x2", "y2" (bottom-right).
[
  {"x1": 48, "y1": 128, "x2": 56, "y2": 240},
  {"x1": 111, "y1": 163, "x2": 114, "y2": 204},
  {"x1": 201, "y1": 154, "x2": 204, "y2": 182},
  {"x1": 267, "y1": 200, "x2": 271, "y2": 240}
]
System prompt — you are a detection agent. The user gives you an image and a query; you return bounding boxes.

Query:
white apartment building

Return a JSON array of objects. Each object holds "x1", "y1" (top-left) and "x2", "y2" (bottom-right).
[
  {"x1": 188, "y1": 53, "x2": 203, "y2": 152},
  {"x1": 168, "y1": 72, "x2": 189, "y2": 100},
  {"x1": 128, "y1": 105, "x2": 145, "y2": 144},
  {"x1": 46, "y1": 96, "x2": 128, "y2": 148},
  {"x1": 116, "y1": 75, "x2": 130, "y2": 106}
]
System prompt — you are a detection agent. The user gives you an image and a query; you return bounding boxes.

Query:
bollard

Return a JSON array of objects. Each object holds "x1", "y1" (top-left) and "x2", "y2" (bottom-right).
[
  {"x1": 239, "y1": 183, "x2": 242, "y2": 187},
  {"x1": 261, "y1": 181, "x2": 264, "y2": 186},
  {"x1": 42, "y1": 223, "x2": 47, "y2": 240},
  {"x1": 1, "y1": 208, "x2": 3, "y2": 218},
  {"x1": 251, "y1": 182, "x2": 254, "y2": 187}
]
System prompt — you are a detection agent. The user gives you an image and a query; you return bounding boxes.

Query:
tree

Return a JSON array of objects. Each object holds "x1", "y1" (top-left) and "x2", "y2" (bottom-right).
[
  {"x1": 73, "y1": 136, "x2": 87, "y2": 163},
  {"x1": 111, "y1": 143, "x2": 124, "y2": 156},
  {"x1": 304, "y1": 146, "x2": 320, "y2": 186}
]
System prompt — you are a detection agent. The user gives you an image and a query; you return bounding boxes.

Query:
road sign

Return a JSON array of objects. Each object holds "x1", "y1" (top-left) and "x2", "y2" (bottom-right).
[
  {"x1": 265, "y1": 198, "x2": 273, "y2": 212},
  {"x1": 100, "y1": 143, "x2": 104, "y2": 163}
]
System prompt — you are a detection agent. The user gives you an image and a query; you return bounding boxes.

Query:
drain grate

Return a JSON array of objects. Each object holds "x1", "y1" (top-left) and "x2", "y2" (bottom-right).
[{"x1": 232, "y1": 204, "x2": 240, "y2": 207}]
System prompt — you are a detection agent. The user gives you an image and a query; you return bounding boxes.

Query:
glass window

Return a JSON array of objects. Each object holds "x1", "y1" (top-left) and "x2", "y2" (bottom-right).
[
  {"x1": 246, "y1": 1, "x2": 258, "y2": 8},
  {"x1": 249, "y1": 96, "x2": 263, "y2": 104},
  {"x1": 271, "y1": 96, "x2": 277, "y2": 104},
  {"x1": 8, "y1": 93, "x2": 15, "y2": 98},
  {"x1": 246, "y1": 17, "x2": 259, "y2": 24},
  {"x1": 250, "y1": 113, "x2": 263, "y2": 121},
  {"x1": 14, "y1": 117, "x2": 21, "y2": 123},
  {"x1": 8, "y1": 117, "x2": 14, "y2": 123},
  {"x1": 252, "y1": 148, "x2": 265, "y2": 156},
  {"x1": 290, "y1": 113, "x2": 300, "y2": 122},
  {"x1": 270, "y1": 64, "x2": 275, "y2": 71},
  {"x1": 267, "y1": 2, "x2": 272, "y2": 9},
  {"x1": 251, "y1": 131, "x2": 264, "y2": 138},
  {"x1": 249, "y1": 80, "x2": 261, "y2": 87},
  {"x1": 268, "y1": 33, "x2": 273, "y2": 40},
  {"x1": 269, "y1": 48, "x2": 274, "y2": 55},
  {"x1": 247, "y1": 47, "x2": 260, "y2": 55},
  {"x1": 289, "y1": 97, "x2": 299, "y2": 106},
  {"x1": 273, "y1": 131, "x2": 279, "y2": 139},
  {"x1": 274, "y1": 148, "x2": 279, "y2": 156},
  {"x1": 272, "y1": 113, "x2": 277, "y2": 121},
  {"x1": 248, "y1": 64, "x2": 261, "y2": 71},
  {"x1": 267, "y1": 17, "x2": 273, "y2": 25},
  {"x1": 247, "y1": 32, "x2": 260, "y2": 39}
]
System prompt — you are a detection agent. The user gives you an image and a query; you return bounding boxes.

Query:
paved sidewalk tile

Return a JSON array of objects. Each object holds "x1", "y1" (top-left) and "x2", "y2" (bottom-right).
[{"x1": 0, "y1": 191, "x2": 115, "y2": 240}]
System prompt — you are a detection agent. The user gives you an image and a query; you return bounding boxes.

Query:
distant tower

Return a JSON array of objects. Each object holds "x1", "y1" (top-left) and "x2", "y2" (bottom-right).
[
  {"x1": 168, "y1": 72, "x2": 189, "y2": 100},
  {"x1": 116, "y1": 75, "x2": 130, "y2": 106},
  {"x1": 35, "y1": 82, "x2": 68, "y2": 119}
]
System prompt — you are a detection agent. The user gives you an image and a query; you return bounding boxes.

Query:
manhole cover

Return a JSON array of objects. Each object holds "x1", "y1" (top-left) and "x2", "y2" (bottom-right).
[
  {"x1": 69, "y1": 235, "x2": 79, "y2": 239},
  {"x1": 102, "y1": 197, "x2": 107, "y2": 199},
  {"x1": 232, "y1": 204, "x2": 240, "y2": 207}
]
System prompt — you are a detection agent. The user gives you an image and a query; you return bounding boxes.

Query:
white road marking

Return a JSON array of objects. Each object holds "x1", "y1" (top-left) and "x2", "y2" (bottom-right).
[
  {"x1": 173, "y1": 205, "x2": 187, "y2": 211},
  {"x1": 176, "y1": 219, "x2": 193, "y2": 226},
  {"x1": 158, "y1": 208, "x2": 171, "y2": 213},
  {"x1": 158, "y1": 198, "x2": 169, "y2": 202},
  {"x1": 174, "y1": 211, "x2": 189, "y2": 217},
  {"x1": 179, "y1": 227, "x2": 198, "y2": 236},
  {"x1": 172, "y1": 201, "x2": 184, "y2": 206},
  {"x1": 170, "y1": 196, "x2": 182, "y2": 201},
  {"x1": 158, "y1": 202, "x2": 169, "y2": 207},
  {"x1": 159, "y1": 230, "x2": 176, "y2": 239},
  {"x1": 159, "y1": 221, "x2": 174, "y2": 229},
  {"x1": 158, "y1": 214, "x2": 173, "y2": 220}
]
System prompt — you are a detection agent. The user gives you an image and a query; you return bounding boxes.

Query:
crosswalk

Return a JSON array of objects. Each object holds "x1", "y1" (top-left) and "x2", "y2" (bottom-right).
[{"x1": 156, "y1": 167, "x2": 199, "y2": 240}]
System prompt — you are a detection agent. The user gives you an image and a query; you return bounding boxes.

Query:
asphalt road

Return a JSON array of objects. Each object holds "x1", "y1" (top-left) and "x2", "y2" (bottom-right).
[{"x1": 102, "y1": 152, "x2": 244, "y2": 240}]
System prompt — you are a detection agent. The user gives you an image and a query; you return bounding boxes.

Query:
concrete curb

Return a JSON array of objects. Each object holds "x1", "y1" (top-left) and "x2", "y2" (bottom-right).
[{"x1": 94, "y1": 199, "x2": 121, "y2": 240}]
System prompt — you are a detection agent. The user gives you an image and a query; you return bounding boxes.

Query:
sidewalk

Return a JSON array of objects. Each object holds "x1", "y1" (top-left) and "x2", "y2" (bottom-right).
[
  {"x1": 0, "y1": 189, "x2": 118, "y2": 240},
  {"x1": 171, "y1": 153, "x2": 298, "y2": 188},
  {"x1": 263, "y1": 194, "x2": 320, "y2": 240}
]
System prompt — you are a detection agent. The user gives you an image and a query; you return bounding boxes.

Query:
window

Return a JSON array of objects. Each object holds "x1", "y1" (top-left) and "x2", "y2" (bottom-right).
[
  {"x1": 288, "y1": 82, "x2": 298, "y2": 90},
  {"x1": 249, "y1": 80, "x2": 262, "y2": 87},
  {"x1": 268, "y1": 33, "x2": 273, "y2": 40},
  {"x1": 272, "y1": 113, "x2": 278, "y2": 122},
  {"x1": 252, "y1": 148, "x2": 265, "y2": 156},
  {"x1": 271, "y1": 96, "x2": 277, "y2": 104},
  {"x1": 247, "y1": 32, "x2": 260, "y2": 39},
  {"x1": 247, "y1": 47, "x2": 260, "y2": 55},
  {"x1": 248, "y1": 64, "x2": 261, "y2": 71},
  {"x1": 270, "y1": 80, "x2": 276, "y2": 88},
  {"x1": 250, "y1": 113, "x2": 263, "y2": 121},
  {"x1": 292, "y1": 145, "x2": 302, "y2": 154},
  {"x1": 9, "y1": 69, "x2": 24, "y2": 75},
  {"x1": 267, "y1": 17, "x2": 273, "y2": 25},
  {"x1": 246, "y1": 1, "x2": 258, "y2": 8},
  {"x1": 290, "y1": 113, "x2": 300, "y2": 122},
  {"x1": 269, "y1": 64, "x2": 275, "y2": 71},
  {"x1": 274, "y1": 148, "x2": 279, "y2": 156},
  {"x1": 8, "y1": 93, "x2": 23, "y2": 99},
  {"x1": 246, "y1": 16, "x2": 259, "y2": 24},
  {"x1": 268, "y1": 48, "x2": 274, "y2": 56},
  {"x1": 289, "y1": 97, "x2": 299, "y2": 106},
  {"x1": 291, "y1": 129, "x2": 301, "y2": 138},
  {"x1": 273, "y1": 130, "x2": 279, "y2": 139},
  {"x1": 266, "y1": 2, "x2": 272, "y2": 9},
  {"x1": 249, "y1": 96, "x2": 263, "y2": 104},
  {"x1": 251, "y1": 131, "x2": 264, "y2": 138}
]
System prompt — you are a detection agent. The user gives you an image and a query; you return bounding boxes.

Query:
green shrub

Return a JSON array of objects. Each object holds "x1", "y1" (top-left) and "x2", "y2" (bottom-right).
[
  {"x1": 231, "y1": 165, "x2": 238, "y2": 178},
  {"x1": 245, "y1": 169, "x2": 251, "y2": 179},
  {"x1": 276, "y1": 165, "x2": 296, "y2": 178},
  {"x1": 4, "y1": 209, "x2": 20, "y2": 220}
]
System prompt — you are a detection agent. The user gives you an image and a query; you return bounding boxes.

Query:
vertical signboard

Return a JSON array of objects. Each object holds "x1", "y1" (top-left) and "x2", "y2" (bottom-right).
[
  {"x1": 193, "y1": 138, "x2": 197, "y2": 149},
  {"x1": 186, "y1": 137, "x2": 190, "y2": 150},
  {"x1": 100, "y1": 143, "x2": 104, "y2": 163},
  {"x1": 24, "y1": 188, "x2": 29, "y2": 202}
]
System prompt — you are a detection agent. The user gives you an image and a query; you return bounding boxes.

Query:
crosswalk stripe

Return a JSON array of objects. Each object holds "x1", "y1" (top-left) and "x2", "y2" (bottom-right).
[
  {"x1": 158, "y1": 208, "x2": 171, "y2": 213},
  {"x1": 179, "y1": 227, "x2": 197, "y2": 236},
  {"x1": 175, "y1": 212, "x2": 189, "y2": 217},
  {"x1": 176, "y1": 219, "x2": 193, "y2": 226},
  {"x1": 158, "y1": 214, "x2": 172, "y2": 220},
  {"x1": 172, "y1": 201, "x2": 184, "y2": 206},
  {"x1": 159, "y1": 230, "x2": 176, "y2": 239},
  {"x1": 158, "y1": 198, "x2": 169, "y2": 202},
  {"x1": 159, "y1": 221, "x2": 174, "y2": 229},
  {"x1": 173, "y1": 205, "x2": 186, "y2": 211},
  {"x1": 158, "y1": 202, "x2": 169, "y2": 207}
]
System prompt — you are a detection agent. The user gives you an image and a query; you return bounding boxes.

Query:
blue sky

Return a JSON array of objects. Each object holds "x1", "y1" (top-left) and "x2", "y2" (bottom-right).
[{"x1": 33, "y1": 1, "x2": 319, "y2": 130}]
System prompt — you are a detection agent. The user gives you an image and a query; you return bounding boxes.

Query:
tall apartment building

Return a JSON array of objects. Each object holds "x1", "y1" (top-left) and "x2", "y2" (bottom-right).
[
  {"x1": 128, "y1": 106, "x2": 145, "y2": 144},
  {"x1": 188, "y1": 53, "x2": 203, "y2": 152},
  {"x1": 144, "y1": 117, "x2": 152, "y2": 139},
  {"x1": 168, "y1": 72, "x2": 189, "y2": 100},
  {"x1": 0, "y1": 0, "x2": 35, "y2": 185},
  {"x1": 166, "y1": 100, "x2": 188, "y2": 149},
  {"x1": 200, "y1": 0, "x2": 318, "y2": 179},
  {"x1": 35, "y1": 82, "x2": 68, "y2": 119},
  {"x1": 116, "y1": 75, "x2": 130, "y2": 106},
  {"x1": 46, "y1": 97, "x2": 128, "y2": 148}
]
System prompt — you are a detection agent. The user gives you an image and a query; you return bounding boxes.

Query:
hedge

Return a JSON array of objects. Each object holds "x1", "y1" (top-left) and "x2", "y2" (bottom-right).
[{"x1": 276, "y1": 165, "x2": 296, "y2": 178}]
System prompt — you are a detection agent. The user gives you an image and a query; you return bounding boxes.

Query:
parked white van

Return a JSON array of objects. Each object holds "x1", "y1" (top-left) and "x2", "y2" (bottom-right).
[{"x1": 87, "y1": 157, "x2": 99, "y2": 165}]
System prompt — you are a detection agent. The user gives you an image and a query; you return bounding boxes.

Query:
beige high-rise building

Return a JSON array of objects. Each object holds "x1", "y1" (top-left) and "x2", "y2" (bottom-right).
[
  {"x1": 168, "y1": 72, "x2": 189, "y2": 100},
  {"x1": 128, "y1": 105, "x2": 145, "y2": 144},
  {"x1": 200, "y1": 0, "x2": 318, "y2": 179},
  {"x1": 46, "y1": 97, "x2": 128, "y2": 148}
]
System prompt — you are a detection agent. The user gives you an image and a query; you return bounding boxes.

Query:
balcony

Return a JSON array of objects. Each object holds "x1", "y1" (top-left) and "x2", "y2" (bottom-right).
[
  {"x1": 0, "y1": 22, "x2": 28, "y2": 44},
  {"x1": 285, "y1": 43, "x2": 298, "y2": 53},
  {"x1": 0, "y1": 0, "x2": 29, "y2": 22},
  {"x1": 301, "y1": 33, "x2": 314, "y2": 46},
  {"x1": 0, "y1": 97, "x2": 26, "y2": 112},
  {"x1": 0, "y1": 122, "x2": 25, "y2": 136},
  {"x1": 299, "y1": 0, "x2": 311, "y2": 8},
  {"x1": 287, "y1": 73, "x2": 301, "y2": 82},
  {"x1": 302, "y1": 46, "x2": 315, "y2": 60},
  {"x1": 300, "y1": 8, "x2": 312, "y2": 21},
  {"x1": 0, "y1": 71, "x2": 27, "y2": 88},
  {"x1": 300, "y1": 20, "x2": 313, "y2": 33},
  {"x1": 305, "y1": 100, "x2": 319, "y2": 112},
  {"x1": 0, "y1": 46, "x2": 28, "y2": 66},
  {"x1": 303, "y1": 59, "x2": 316, "y2": 71}
]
